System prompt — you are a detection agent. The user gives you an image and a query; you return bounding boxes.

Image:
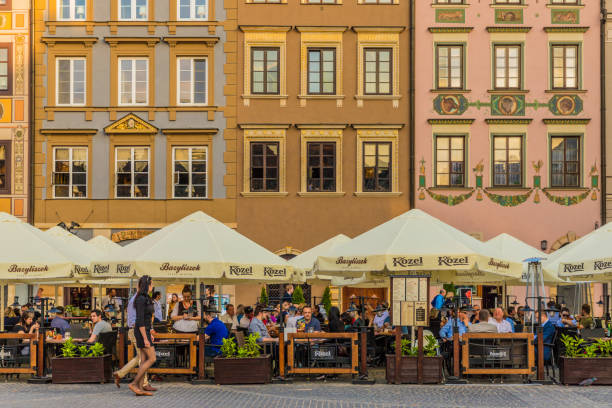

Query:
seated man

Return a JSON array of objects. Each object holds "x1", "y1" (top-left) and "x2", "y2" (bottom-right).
[
  {"x1": 371, "y1": 305, "x2": 391, "y2": 331},
  {"x1": 248, "y1": 305, "x2": 270, "y2": 342},
  {"x1": 489, "y1": 308, "x2": 513, "y2": 333},
  {"x1": 299, "y1": 306, "x2": 321, "y2": 333},
  {"x1": 469, "y1": 309, "x2": 498, "y2": 333},
  {"x1": 87, "y1": 309, "x2": 112, "y2": 343},
  {"x1": 50, "y1": 306, "x2": 70, "y2": 336},
  {"x1": 439, "y1": 309, "x2": 469, "y2": 341},
  {"x1": 203, "y1": 310, "x2": 229, "y2": 357},
  {"x1": 577, "y1": 304, "x2": 594, "y2": 330},
  {"x1": 506, "y1": 306, "x2": 518, "y2": 331},
  {"x1": 470, "y1": 305, "x2": 482, "y2": 324}
]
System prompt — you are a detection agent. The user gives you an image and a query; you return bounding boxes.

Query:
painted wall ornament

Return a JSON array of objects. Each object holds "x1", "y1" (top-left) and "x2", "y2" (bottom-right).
[
  {"x1": 551, "y1": 9, "x2": 579, "y2": 25},
  {"x1": 491, "y1": 95, "x2": 525, "y2": 116},
  {"x1": 435, "y1": 9, "x2": 465, "y2": 24},
  {"x1": 433, "y1": 94, "x2": 469, "y2": 115},
  {"x1": 548, "y1": 95, "x2": 583, "y2": 116},
  {"x1": 495, "y1": 9, "x2": 523, "y2": 24}
]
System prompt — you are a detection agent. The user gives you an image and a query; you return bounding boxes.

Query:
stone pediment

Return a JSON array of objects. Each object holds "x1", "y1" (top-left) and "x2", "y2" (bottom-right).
[{"x1": 104, "y1": 113, "x2": 158, "y2": 135}]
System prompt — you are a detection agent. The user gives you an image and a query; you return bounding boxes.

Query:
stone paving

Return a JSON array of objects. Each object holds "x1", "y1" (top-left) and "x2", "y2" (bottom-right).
[{"x1": 0, "y1": 381, "x2": 611, "y2": 408}]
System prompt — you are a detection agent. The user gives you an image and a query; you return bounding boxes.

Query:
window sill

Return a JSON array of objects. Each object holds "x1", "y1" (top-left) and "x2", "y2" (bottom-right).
[
  {"x1": 489, "y1": 4, "x2": 528, "y2": 9},
  {"x1": 298, "y1": 95, "x2": 345, "y2": 100},
  {"x1": 487, "y1": 89, "x2": 529, "y2": 95},
  {"x1": 242, "y1": 94, "x2": 289, "y2": 99},
  {"x1": 297, "y1": 192, "x2": 346, "y2": 197},
  {"x1": 353, "y1": 191, "x2": 402, "y2": 197},
  {"x1": 431, "y1": 3, "x2": 470, "y2": 9},
  {"x1": 485, "y1": 187, "x2": 530, "y2": 193},
  {"x1": 355, "y1": 95, "x2": 402, "y2": 100},
  {"x1": 546, "y1": 4, "x2": 585, "y2": 10},
  {"x1": 543, "y1": 187, "x2": 589, "y2": 193},
  {"x1": 427, "y1": 187, "x2": 472, "y2": 193},
  {"x1": 430, "y1": 89, "x2": 472, "y2": 94},
  {"x1": 240, "y1": 192, "x2": 289, "y2": 197},
  {"x1": 545, "y1": 89, "x2": 587, "y2": 94}
]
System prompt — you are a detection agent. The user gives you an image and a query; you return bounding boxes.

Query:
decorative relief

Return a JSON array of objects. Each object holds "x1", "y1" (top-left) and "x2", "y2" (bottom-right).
[
  {"x1": 13, "y1": 127, "x2": 24, "y2": 195},
  {"x1": 104, "y1": 113, "x2": 158, "y2": 134},
  {"x1": 433, "y1": 95, "x2": 469, "y2": 115},
  {"x1": 551, "y1": 9, "x2": 580, "y2": 25},
  {"x1": 548, "y1": 95, "x2": 583, "y2": 116},
  {"x1": 244, "y1": 129, "x2": 285, "y2": 138},
  {"x1": 495, "y1": 9, "x2": 523, "y2": 25},
  {"x1": 491, "y1": 95, "x2": 525, "y2": 116},
  {"x1": 435, "y1": 9, "x2": 465, "y2": 24},
  {"x1": 15, "y1": 36, "x2": 25, "y2": 95}
]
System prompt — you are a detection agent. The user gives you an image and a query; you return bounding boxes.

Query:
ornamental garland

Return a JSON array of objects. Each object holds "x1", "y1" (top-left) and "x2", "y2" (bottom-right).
[
  {"x1": 425, "y1": 188, "x2": 475, "y2": 206},
  {"x1": 542, "y1": 189, "x2": 591, "y2": 206},
  {"x1": 483, "y1": 189, "x2": 534, "y2": 207}
]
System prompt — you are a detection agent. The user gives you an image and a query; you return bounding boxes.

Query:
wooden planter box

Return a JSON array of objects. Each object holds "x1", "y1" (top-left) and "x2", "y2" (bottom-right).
[
  {"x1": 51, "y1": 355, "x2": 112, "y2": 384},
  {"x1": 214, "y1": 355, "x2": 272, "y2": 385},
  {"x1": 559, "y1": 357, "x2": 612, "y2": 385},
  {"x1": 385, "y1": 355, "x2": 443, "y2": 384}
]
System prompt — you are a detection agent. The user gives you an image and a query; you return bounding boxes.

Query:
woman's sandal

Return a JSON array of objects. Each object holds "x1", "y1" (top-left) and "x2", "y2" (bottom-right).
[{"x1": 128, "y1": 384, "x2": 151, "y2": 396}]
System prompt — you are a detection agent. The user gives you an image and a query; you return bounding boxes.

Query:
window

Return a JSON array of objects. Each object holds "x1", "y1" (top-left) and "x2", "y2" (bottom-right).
[
  {"x1": 119, "y1": 58, "x2": 148, "y2": 105},
  {"x1": 494, "y1": 45, "x2": 521, "y2": 90},
  {"x1": 178, "y1": 0, "x2": 208, "y2": 20},
  {"x1": 0, "y1": 44, "x2": 11, "y2": 94},
  {"x1": 0, "y1": 1, "x2": 11, "y2": 11},
  {"x1": 173, "y1": 147, "x2": 207, "y2": 198},
  {"x1": 251, "y1": 47, "x2": 279, "y2": 95},
  {"x1": 53, "y1": 147, "x2": 87, "y2": 198},
  {"x1": 250, "y1": 142, "x2": 279, "y2": 192},
  {"x1": 551, "y1": 45, "x2": 578, "y2": 90},
  {"x1": 364, "y1": 48, "x2": 392, "y2": 95},
  {"x1": 551, "y1": 136, "x2": 580, "y2": 188},
  {"x1": 307, "y1": 48, "x2": 336, "y2": 95},
  {"x1": 120, "y1": 0, "x2": 148, "y2": 20},
  {"x1": 307, "y1": 142, "x2": 335, "y2": 192},
  {"x1": 57, "y1": 0, "x2": 86, "y2": 20},
  {"x1": 493, "y1": 136, "x2": 522, "y2": 187},
  {"x1": 56, "y1": 58, "x2": 85, "y2": 106},
  {"x1": 363, "y1": 142, "x2": 391, "y2": 192},
  {"x1": 0, "y1": 141, "x2": 9, "y2": 194},
  {"x1": 436, "y1": 45, "x2": 463, "y2": 90},
  {"x1": 436, "y1": 136, "x2": 465, "y2": 187},
  {"x1": 177, "y1": 58, "x2": 207, "y2": 105},
  {"x1": 115, "y1": 147, "x2": 149, "y2": 198}
]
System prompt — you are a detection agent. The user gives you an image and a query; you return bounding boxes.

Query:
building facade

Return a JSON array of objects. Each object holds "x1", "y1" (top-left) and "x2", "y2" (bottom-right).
[
  {"x1": 415, "y1": 1, "x2": 601, "y2": 251},
  {"x1": 0, "y1": 1, "x2": 29, "y2": 221},
  {"x1": 33, "y1": 0, "x2": 235, "y2": 241},
  {"x1": 231, "y1": 0, "x2": 412, "y2": 257}
]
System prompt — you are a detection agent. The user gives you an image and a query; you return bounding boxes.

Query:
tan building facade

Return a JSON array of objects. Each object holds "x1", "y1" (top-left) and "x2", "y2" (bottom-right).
[{"x1": 230, "y1": 0, "x2": 413, "y2": 257}]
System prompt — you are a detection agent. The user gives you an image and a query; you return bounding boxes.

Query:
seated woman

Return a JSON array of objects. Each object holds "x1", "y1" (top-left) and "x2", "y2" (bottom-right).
[{"x1": 11, "y1": 312, "x2": 39, "y2": 355}]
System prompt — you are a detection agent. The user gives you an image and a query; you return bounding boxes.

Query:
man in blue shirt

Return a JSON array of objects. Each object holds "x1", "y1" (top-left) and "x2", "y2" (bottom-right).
[
  {"x1": 439, "y1": 309, "x2": 469, "y2": 341},
  {"x1": 204, "y1": 311, "x2": 229, "y2": 357},
  {"x1": 50, "y1": 306, "x2": 70, "y2": 335},
  {"x1": 431, "y1": 289, "x2": 446, "y2": 310},
  {"x1": 300, "y1": 306, "x2": 321, "y2": 332}
]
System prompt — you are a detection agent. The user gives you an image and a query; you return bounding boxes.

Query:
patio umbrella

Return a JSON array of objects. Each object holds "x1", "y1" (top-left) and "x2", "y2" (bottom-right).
[
  {"x1": 87, "y1": 235, "x2": 122, "y2": 255},
  {"x1": 545, "y1": 223, "x2": 612, "y2": 282},
  {"x1": 90, "y1": 211, "x2": 301, "y2": 283},
  {"x1": 290, "y1": 234, "x2": 351, "y2": 282},
  {"x1": 44, "y1": 226, "x2": 104, "y2": 278},
  {"x1": 485, "y1": 233, "x2": 566, "y2": 284},
  {"x1": 315, "y1": 209, "x2": 522, "y2": 284}
]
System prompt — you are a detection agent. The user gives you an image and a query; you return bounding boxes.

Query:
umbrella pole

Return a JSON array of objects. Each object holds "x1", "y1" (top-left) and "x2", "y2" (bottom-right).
[
  {"x1": 1, "y1": 283, "x2": 4, "y2": 332},
  {"x1": 54, "y1": 285, "x2": 58, "y2": 306}
]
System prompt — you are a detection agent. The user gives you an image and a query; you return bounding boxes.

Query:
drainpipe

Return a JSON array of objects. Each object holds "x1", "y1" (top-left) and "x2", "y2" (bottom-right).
[
  {"x1": 28, "y1": 0, "x2": 34, "y2": 224},
  {"x1": 409, "y1": 0, "x2": 415, "y2": 209},
  {"x1": 601, "y1": 0, "x2": 607, "y2": 224}
]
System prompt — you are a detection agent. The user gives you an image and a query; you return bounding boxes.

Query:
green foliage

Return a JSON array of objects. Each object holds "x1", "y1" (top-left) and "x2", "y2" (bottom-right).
[
  {"x1": 442, "y1": 284, "x2": 456, "y2": 296},
  {"x1": 243, "y1": 333, "x2": 262, "y2": 358},
  {"x1": 221, "y1": 337, "x2": 237, "y2": 358},
  {"x1": 259, "y1": 287, "x2": 269, "y2": 306},
  {"x1": 321, "y1": 287, "x2": 332, "y2": 316},
  {"x1": 61, "y1": 337, "x2": 77, "y2": 358},
  {"x1": 89, "y1": 342, "x2": 105, "y2": 357},
  {"x1": 292, "y1": 285, "x2": 306, "y2": 304},
  {"x1": 424, "y1": 335, "x2": 439, "y2": 357},
  {"x1": 78, "y1": 345, "x2": 89, "y2": 358},
  {"x1": 583, "y1": 343, "x2": 599, "y2": 359},
  {"x1": 400, "y1": 339, "x2": 417, "y2": 357},
  {"x1": 596, "y1": 339, "x2": 612, "y2": 358},
  {"x1": 560, "y1": 334, "x2": 585, "y2": 358}
]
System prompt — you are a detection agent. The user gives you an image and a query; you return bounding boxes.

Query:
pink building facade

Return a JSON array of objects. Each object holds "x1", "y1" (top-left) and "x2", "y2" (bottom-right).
[{"x1": 415, "y1": 2, "x2": 603, "y2": 311}]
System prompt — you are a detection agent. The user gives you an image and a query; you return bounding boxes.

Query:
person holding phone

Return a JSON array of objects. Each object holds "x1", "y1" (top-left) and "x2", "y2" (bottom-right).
[{"x1": 171, "y1": 286, "x2": 200, "y2": 333}]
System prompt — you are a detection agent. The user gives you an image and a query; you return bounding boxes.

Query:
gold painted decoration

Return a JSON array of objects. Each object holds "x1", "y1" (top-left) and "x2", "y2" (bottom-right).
[
  {"x1": 15, "y1": 36, "x2": 25, "y2": 95},
  {"x1": 0, "y1": 13, "x2": 11, "y2": 30},
  {"x1": 0, "y1": 99, "x2": 10, "y2": 122},
  {"x1": 104, "y1": 113, "x2": 158, "y2": 134}
]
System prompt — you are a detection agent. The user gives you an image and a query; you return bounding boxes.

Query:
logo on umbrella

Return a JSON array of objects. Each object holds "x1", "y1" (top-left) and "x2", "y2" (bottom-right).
[
  {"x1": 229, "y1": 265, "x2": 253, "y2": 276},
  {"x1": 263, "y1": 267, "x2": 286, "y2": 277},
  {"x1": 437, "y1": 256, "x2": 469, "y2": 266},
  {"x1": 563, "y1": 263, "x2": 584, "y2": 273},
  {"x1": 593, "y1": 261, "x2": 612, "y2": 271},
  {"x1": 392, "y1": 257, "x2": 424, "y2": 268}
]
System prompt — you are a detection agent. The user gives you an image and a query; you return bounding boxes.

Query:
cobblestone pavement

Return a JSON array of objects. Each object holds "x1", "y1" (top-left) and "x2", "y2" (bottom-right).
[{"x1": 1, "y1": 381, "x2": 612, "y2": 408}]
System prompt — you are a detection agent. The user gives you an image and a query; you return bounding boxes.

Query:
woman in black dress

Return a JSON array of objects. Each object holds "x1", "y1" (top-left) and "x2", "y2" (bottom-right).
[{"x1": 129, "y1": 275, "x2": 156, "y2": 396}]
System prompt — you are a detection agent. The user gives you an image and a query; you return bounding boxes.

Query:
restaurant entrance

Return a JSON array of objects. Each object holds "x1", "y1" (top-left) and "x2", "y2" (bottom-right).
[
  {"x1": 480, "y1": 285, "x2": 503, "y2": 309},
  {"x1": 341, "y1": 287, "x2": 387, "y2": 312}
]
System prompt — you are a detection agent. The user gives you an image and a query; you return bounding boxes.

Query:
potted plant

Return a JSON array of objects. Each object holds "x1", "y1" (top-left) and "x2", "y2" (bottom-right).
[
  {"x1": 385, "y1": 335, "x2": 443, "y2": 384},
  {"x1": 51, "y1": 338, "x2": 112, "y2": 384},
  {"x1": 292, "y1": 285, "x2": 305, "y2": 305},
  {"x1": 559, "y1": 334, "x2": 612, "y2": 385},
  {"x1": 214, "y1": 333, "x2": 272, "y2": 385},
  {"x1": 321, "y1": 287, "x2": 332, "y2": 317},
  {"x1": 259, "y1": 287, "x2": 269, "y2": 306}
]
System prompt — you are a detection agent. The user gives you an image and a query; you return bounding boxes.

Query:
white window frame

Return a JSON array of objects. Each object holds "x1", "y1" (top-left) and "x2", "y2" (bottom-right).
[
  {"x1": 172, "y1": 146, "x2": 208, "y2": 199},
  {"x1": 56, "y1": 57, "x2": 86, "y2": 106},
  {"x1": 119, "y1": 0, "x2": 148, "y2": 21},
  {"x1": 177, "y1": 0, "x2": 208, "y2": 21},
  {"x1": 57, "y1": 0, "x2": 87, "y2": 21},
  {"x1": 52, "y1": 147, "x2": 88, "y2": 199},
  {"x1": 115, "y1": 147, "x2": 150, "y2": 199},
  {"x1": 177, "y1": 57, "x2": 208, "y2": 106},
  {"x1": 118, "y1": 58, "x2": 149, "y2": 106}
]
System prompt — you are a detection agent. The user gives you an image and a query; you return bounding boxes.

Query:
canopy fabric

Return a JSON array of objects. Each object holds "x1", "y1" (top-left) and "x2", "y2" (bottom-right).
[
  {"x1": 0, "y1": 213, "x2": 73, "y2": 281},
  {"x1": 44, "y1": 226, "x2": 104, "y2": 277},
  {"x1": 87, "y1": 235, "x2": 122, "y2": 255},
  {"x1": 91, "y1": 211, "x2": 300, "y2": 283},
  {"x1": 545, "y1": 224, "x2": 612, "y2": 282},
  {"x1": 484, "y1": 233, "x2": 565, "y2": 284},
  {"x1": 315, "y1": 209, "x2": 522, "y2": 283},
  {"x1": 289, "y1": 234, "x2": 351, "y2": 282}
]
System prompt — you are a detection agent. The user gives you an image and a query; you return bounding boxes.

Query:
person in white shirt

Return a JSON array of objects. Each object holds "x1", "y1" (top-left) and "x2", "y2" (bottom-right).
[
  {"x1": 239, "y1": 306, "x2": 253, "y2": 329},
  {"x1": 489, "y1": 308, "x2": 512, "y2": 333},
  {"x1": 171, "y1": 288, "x2": 201, "y2": 333},
  {"x1": 220, "y1": 303, "x2": 239, "y2": 330}
]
